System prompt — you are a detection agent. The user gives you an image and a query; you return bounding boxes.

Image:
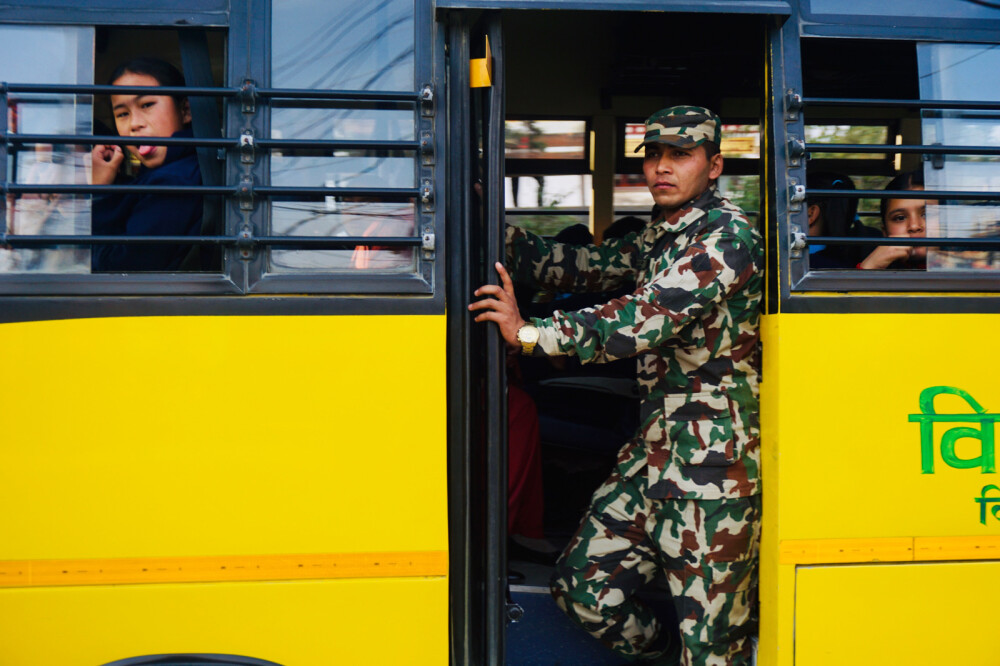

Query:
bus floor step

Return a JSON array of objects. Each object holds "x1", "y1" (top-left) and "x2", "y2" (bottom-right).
[{"x1": 506, "y1": 585, "x2": 629, "y2": 665}]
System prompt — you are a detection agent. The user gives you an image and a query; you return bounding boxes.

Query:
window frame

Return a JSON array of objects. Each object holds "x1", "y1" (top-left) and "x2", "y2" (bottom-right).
[
  {"x1": 775, "y1": 25, "x2": 1000, "y2": 310},
  {"x1": 0, "y1": 0, "x2": 443, "y2": 299}
]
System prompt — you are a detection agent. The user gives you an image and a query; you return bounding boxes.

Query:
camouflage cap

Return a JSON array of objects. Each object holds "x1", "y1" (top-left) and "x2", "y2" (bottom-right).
[{"x1": 634, "y1": 105, "x2": 722, "y2": 153}]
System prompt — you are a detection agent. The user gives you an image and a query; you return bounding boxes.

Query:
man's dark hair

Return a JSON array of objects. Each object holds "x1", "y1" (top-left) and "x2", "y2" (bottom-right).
[{"x1": 702, "y1": 141, "x2": 720, "y2": 160}]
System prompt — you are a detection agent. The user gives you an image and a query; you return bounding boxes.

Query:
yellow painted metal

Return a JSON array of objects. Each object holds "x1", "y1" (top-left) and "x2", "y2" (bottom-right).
[
  {"x1": 915, "y1": 534, "x2": 1000, "y2": 561},
  {"x1": 0, "y1": 314, "x2": 448, "y2": 561},
  {"x1": 0, "y1": 550, "x2": 449, "y2": 588},
  {"x1": 0, "y1": 576, "x2": 448, "y2": 665},
  {"x1": 470, "y1": 35, "x2": 493, "y2": 87},
  {"x1": 769, "y1": 312, "x2": 1000, "y2": 541},
  {"x1": 758, "y1": 314, "x2": 789, "y2": 666},
  {"x1": 795, "y1": 562, "x2": 1000, "y2": 665},
  {"x1": 779, "y1": 535, "x2": 1000, "y2": 565},
  {"x1": 778, "y1": 537, "x2": 913, "y2": 565},
  {"x1": 758, "y1": 310, "x2": 1000, "y2": 666},
  {"x1": 0, "y1": 314, "x2": 448, "y2": 661}
]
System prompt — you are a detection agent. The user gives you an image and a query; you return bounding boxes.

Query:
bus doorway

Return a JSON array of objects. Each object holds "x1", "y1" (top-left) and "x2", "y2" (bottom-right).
[{"x1": 445, "y1": 6, "x2": 775, "y2": 665}]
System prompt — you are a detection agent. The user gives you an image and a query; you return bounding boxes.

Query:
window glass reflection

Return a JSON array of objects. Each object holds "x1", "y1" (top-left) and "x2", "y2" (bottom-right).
[
  {"x1": 1, "y1": 26, "x2": 93, "y2": 274},
  {"x1": 269, "y1": 104, "x2": 417, "y2": 272},
  {"x1": 270, "y1": 0, "x2": 417, "y2": 275},
  {"x1": 810, "y1": 0, "x2": 1000, "y2": 20},
  {"x1": 270, "y1": 199, "x2": 415, "y2": 273},
  {"x1": 918, "y1": 42, "x2": 1000, "y2": 271},
  {"x1": 271, "y1": 0, "x2": 414, "y2": 91}
]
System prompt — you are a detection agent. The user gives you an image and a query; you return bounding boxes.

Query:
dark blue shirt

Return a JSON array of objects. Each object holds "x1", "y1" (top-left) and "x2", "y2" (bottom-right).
[{"x1": 91, "y1": 129, "x2": 202, "y2": 272}]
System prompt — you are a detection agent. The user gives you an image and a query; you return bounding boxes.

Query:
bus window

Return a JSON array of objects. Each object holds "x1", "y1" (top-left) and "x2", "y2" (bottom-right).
[
  {"x1": 268, "y1": 0, "x2": 419, "y2": 274},
  {"x1": 795, "y1": 36, "x2": 1000, "y2": 284},
  {"x1": 1, "y1": 25, "x2": 226, "y2": 277},
  {"x1": 918, "y1": 42, "x2": 1000, "y2": 271},
  {"x1": 1, "y1": 25, "x2": 93, "y2": 274}
]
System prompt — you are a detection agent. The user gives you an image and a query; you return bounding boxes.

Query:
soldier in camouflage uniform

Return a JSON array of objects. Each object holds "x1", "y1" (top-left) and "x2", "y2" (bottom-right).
[{"x1": 469, "y1": 106, "x2": 762, "y2": 665}]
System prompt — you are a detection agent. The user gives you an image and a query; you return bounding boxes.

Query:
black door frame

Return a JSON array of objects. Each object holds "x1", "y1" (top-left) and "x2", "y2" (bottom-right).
[{"x1": 445, "y1": 9, "x2": 509, "y2": 666}]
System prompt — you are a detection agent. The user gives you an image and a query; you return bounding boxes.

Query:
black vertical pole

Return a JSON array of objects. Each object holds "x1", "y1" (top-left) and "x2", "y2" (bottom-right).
[{"x1": 482, "y1": 13, "x2": 508, "y2": 666}]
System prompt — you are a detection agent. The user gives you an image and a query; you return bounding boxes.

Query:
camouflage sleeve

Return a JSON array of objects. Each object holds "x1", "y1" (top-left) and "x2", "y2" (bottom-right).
[
  {"x1": 531, "y1": 228, "x2": 759, "y2": 363},
  {"x1": 505, "y1": 225, "x2": 640, "y2": 293}
]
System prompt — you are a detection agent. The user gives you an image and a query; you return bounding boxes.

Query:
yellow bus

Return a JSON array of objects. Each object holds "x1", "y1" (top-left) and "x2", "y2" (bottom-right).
[{"x1": 1, "y1": 1, "x2": 999, "y2": 664}]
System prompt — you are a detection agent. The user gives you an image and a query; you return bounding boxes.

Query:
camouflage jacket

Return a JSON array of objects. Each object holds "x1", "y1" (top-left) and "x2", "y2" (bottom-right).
[{"x1": 506, "y1": 185, "x2": 762, "y2": 500}]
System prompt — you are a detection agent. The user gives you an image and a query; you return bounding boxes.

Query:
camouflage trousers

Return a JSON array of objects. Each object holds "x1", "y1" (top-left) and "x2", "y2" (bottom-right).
[{"x1": 550, "y1": 462, "x2": 760, "y2": 665}]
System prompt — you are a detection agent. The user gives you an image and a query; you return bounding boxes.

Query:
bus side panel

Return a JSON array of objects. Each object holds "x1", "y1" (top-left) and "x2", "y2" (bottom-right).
[
  {"x1": 0, "y1": 314, "x2": 447, "y2": 661},
  {"x1": 773, "y1": 312, "x2": 999, "y2": 541},
  {"x1": 760, "y1": 311, "x2": 1000, "y2": 666},
  {"x1": 0, "y1": 577, "x2": 447, "y2": 665},
  {"x1": 795, "y1": 561, "x2": 1000, "y2": 665},
  {"x1": 758, "y1": 314, "x2": 793, "y2": 666},
  {"x1": 0, "y1": 314, "x2": 447, "y2": 559}
]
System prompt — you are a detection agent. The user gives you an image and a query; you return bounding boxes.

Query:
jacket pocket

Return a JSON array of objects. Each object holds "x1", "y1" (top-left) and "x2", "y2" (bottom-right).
[{"x1": 663, "y1": 390, "x2": 737, "y2": 466}]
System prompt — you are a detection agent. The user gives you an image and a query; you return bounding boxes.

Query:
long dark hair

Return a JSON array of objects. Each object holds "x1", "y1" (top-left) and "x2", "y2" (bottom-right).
[{"x1": 880, "y1": 170, "x2": 925, "y2": 224}]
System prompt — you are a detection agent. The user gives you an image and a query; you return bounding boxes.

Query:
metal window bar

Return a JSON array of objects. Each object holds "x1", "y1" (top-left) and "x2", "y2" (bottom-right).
[
  {"x1": 805, "y1": 143, "x2": 1000, "y2": 156},
  {"x1": 0, "y1": 234, "x2": 421, "y2": 250},
  {"x1": 800, "y1": 97, "x2": 1000, "y2": 111},
  {"x1": 809, "y1": 188, "x2": 1000, "y2": 200},
  {"x1": 2, "y1": 82, "x2": 420, "y2": 103},
  {"x1": 803, "y1": 188, "x2": 1000, "y2": 250},
  {"x1": 793, "y1": 96, "x2": 1000, "y2": 255},
  {"x1": 503, "y1": 208, "x2": 762, "y2": 218},
  {"x1": 6, "y1": 134, "x2": 421, "y2": 152},
  {"x1": 2, "y1": 81, "x2": 425, "y2": 252},
  {"x1": 807, "y1": 236, "x2": 1000, "y2": 250},
  {"x1": 4, "y1": 183, "x2": 419, "y2": 198}
]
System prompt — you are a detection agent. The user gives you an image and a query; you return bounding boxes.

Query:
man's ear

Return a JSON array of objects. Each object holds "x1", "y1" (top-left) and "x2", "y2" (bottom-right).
[
  {"x1": 180, "y1": 98, "x2": 192, "y2": 125},
  {"x1": 708, "y1": 152, "x2": 723, "y2": 180}
]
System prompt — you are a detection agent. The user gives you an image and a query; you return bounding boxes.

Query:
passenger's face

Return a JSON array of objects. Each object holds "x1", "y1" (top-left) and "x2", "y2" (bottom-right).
[
  {"x1": 110, "y1": 71, "x2": 190, "y2": 170},
  {"x1": 643, "y1": 143, "x2": 723, "y2": 213},
  {"x1": 884, "y1": 185, "x2": 935, "y2": 260}
]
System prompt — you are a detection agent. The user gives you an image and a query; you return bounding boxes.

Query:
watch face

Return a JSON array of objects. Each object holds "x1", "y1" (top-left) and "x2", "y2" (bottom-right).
[{"x1": 520, "y1": 325, "x2": 539, "y2": 344}]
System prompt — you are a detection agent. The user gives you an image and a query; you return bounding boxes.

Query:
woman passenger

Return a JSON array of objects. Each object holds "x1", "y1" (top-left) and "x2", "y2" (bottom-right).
[
  {"x1": 858, "y1": 170, "x2": 932, "y2": 270},
  {"x1": 91, "y1": 57, "x2": 202, "y2": 271}
]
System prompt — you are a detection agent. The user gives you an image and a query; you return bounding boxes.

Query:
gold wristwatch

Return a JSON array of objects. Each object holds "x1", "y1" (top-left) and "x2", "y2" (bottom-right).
[{"x1": 516, "y1": 323, "x2": 540, "y2": 356}]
